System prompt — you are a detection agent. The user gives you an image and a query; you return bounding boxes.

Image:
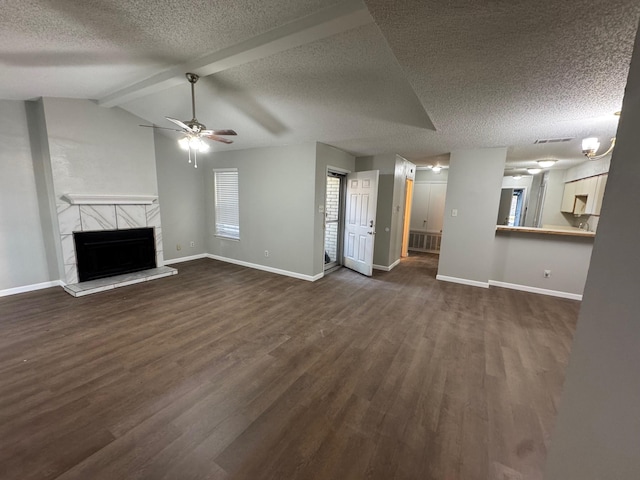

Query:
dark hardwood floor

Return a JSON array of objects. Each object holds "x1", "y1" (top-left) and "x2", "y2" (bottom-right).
[{"x1": 0, "y1": 254, "x2": 579, "y2": 480}]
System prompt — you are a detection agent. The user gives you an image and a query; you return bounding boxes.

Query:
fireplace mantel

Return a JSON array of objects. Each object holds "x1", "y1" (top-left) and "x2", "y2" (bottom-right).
[{"x1": 62, "y1": 194, "x2": 158, "y2": 205}]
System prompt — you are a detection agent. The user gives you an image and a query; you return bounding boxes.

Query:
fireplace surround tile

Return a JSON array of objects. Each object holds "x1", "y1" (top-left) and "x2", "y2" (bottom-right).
[
  {"x1": 146, "y1": 204, "x2": 161, "y2": 228},
  {"x1": 64, "y1": 264, "x2": 79, "y2": 285},
  {"x1": 60, "y1": 234, "x2": 76, "y2": 265},
  {"x1": 57, "y1": 204, "x2": 81, "y2": 234},
  {"x1": 116, "y1": 205, "x2": 147, "y2": 229},
  {"x1": 80, "y1": 205, "x2": 117, "y2": 231}
]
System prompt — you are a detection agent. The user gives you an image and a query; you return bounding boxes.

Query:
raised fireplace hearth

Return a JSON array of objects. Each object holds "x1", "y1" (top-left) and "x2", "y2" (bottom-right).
[{"x1": 74, "y1": 228, "x2": 156, "y2": 282}]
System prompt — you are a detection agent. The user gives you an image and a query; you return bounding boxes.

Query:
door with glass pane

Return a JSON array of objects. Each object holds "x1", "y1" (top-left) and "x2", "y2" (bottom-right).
[{"x1": 324, "y1": 172, "x2": 345, "y2": 271}]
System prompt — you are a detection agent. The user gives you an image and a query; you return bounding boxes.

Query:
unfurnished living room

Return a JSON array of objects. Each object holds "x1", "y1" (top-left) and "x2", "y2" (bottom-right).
[{"x1": 1, "y1": 1, "x2": 640, "y2": 479}]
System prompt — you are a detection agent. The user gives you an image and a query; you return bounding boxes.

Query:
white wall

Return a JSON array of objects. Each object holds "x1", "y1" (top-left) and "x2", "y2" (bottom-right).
[
  {"x1": 437, "y1": 147, "x2": 507, "y2": 286},
  {"x1": 491, "y1": 232, "x2": 593, "y2": 297},
  {"x1": 0, "y1": 101, "x2": 52, "y2": 291},
  {"x1": 154, "y1": 131, "x2": 207, "y2": 261},
  {"x1": 415, "y1": 168, "x2": 448, "y2": 182},
  {"x1": 314, "y1": 143, "x2": 355, "y2": 275},
  {"x1": 545, "y1": 24, "x2": 640, "y2": 479},
  {"x1": 42, "y1": 98, "x2": 158, "y2": 200},
  {"x1": 205, "y1": 143, "x2": 317, "y2": 278}
]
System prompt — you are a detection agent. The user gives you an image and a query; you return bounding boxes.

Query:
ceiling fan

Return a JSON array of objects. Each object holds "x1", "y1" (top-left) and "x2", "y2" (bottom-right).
[{"x1": 140, "y1": 72, "x2": 237, "y2": 168}]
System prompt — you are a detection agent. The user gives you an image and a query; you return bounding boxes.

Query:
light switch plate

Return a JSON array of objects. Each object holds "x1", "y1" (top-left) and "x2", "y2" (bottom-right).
[{"x1": 451, "y1": 209, "x2": 458, "y2": 217}]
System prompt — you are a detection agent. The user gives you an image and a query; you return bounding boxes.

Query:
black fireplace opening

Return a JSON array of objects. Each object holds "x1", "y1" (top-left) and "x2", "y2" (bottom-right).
[{"x1": 74, "y1": 228, "x2": 156, "y2": 283}]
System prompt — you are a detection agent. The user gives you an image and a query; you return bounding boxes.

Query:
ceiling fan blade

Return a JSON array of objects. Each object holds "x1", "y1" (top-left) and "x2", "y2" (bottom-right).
[
  {"x1": 139, "y1": 124, "x2": 183, "y2": 132},
  {"x1": 206, "y1": 135, "x2": 234, "y2": 144},
  {"x1": 165, "y1": 117, "x2": 194, "y2": 132},
  {"x1": 200, "y1": 129, "x2": 237, "y2": 136}
]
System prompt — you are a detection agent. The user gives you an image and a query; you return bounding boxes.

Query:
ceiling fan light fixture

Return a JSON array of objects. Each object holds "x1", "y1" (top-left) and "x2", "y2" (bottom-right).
[
  {"x1": 178, "y1": 137, "x2": 190, "y2": 151},
  {"x1": 582, "y1": 136, "x2": 616, "y2": 160},
  {"x1": 537, "y1": 159, "x2": 556, "y2": 168},
  {"x1": 582, "y1": 137, "x2": 600, "y2": 157},
  {"x1": 527, "y1": 168, "x2": 542, "y2": 175},
  {"x1": 432, "y1": 165, "x2": 442, "y2": 173}
]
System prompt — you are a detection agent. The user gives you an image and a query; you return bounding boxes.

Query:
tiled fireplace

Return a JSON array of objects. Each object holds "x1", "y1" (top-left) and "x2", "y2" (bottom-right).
[{"x1": 55, "y1": 195, "x2": 172, "y2": 295}]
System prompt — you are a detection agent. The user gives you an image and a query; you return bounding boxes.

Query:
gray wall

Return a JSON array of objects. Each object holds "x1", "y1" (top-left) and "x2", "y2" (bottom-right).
[
  {"x1": 154, "y1": 131, "x2": 207, "y2": 261},
  {"x1": 540, "y1": 169, "x2": 572, "y2": 227},
  {"x1": 0, "y1": 100, "x2": 52, "y2": 291},
  {"x1": 545, "y1": 25, "x2": 640, "y2": 479},
  {"x1": 524, "y1": 173, "x2": 543, "y2": 228},
  {"x1": 356, "y1": 154, "x2": 404, "y2": 267},
  {"x1": 492, "y1": 232, "x2": 593, "y2": 296},
  {"x1": 205, "y1": 143, "x2": 317, "y2": 277},
  {"x1": 42, "y1": 98, "x2": 158, "y2": 201},
  {"x1": 390, "y1": 157, "x2": 415, "y2": 262},
  {"x1": 314, "y1": 143, "x2": 355, "y2": 275},
  {"x1": 437, "y1": 147, "x2": 507, "y2": 285}
]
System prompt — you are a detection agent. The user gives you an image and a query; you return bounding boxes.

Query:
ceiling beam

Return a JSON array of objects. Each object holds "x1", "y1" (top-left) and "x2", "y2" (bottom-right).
[{"x1": 98, "y1": 0, "x2": 373, "y2": 108}]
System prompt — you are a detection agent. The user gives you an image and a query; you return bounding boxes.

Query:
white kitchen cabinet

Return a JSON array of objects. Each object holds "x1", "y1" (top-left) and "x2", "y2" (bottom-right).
[
  {"x1": 594, "y1": 174, "x2": 608, "y2": 215},
  {"x1": 561, "y1": 181, "x2": 577, "y2": 213},
  {"x1": 410, "y1": 183, "x2": 447, "y2": 232},
  {"x1": 561, "y1": 175, "x2": 606, "y2": 215}
]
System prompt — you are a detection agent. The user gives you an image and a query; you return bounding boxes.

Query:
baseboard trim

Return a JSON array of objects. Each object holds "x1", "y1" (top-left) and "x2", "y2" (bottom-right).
[
  {"x1": 162, "y1": 253, "x2": 208, "y2": 265},
  {"x1": 373, "y1": 258, "x2": 401, "y2": 272},
  {"x1": 207, "y1": 254, "x2": 322, "y2": 282},
  {"x1": 0, "y1": 280, "x2": 63, "y2": 297},
  {"x1": 488, "y1": 280, "x2": 583, "y2": 301},
  {"x1": 436, "y1": 275, "x2": 490, "y2": 289}
]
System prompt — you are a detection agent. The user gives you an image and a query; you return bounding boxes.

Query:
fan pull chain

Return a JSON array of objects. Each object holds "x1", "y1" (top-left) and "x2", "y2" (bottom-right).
[
  {"x1": 194, "y1": 149, "x2": 198, "y2": 168},
  {"x1": 188, "y1": 146, "x2": 192, "y2": 164}
]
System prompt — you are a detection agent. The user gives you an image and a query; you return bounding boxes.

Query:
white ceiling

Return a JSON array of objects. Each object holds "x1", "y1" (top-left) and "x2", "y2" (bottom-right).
[{"x1": 2, "y1": 0, "x2": 639, "y2": 170}]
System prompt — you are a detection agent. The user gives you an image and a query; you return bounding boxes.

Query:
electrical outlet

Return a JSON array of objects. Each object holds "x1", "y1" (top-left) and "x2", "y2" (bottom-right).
[
  {"x1": 190, "y1": 241, "x2": 195, "y2": 248},
  {"x1": 176, "y1": 244, "x2": 181, "y2": 251},
  {"x1": 544, "y1": 270, "x2": 551, "y2": 278},
  {"x1": 264, "y1": 250, "x2": 269, "y2": 257}
]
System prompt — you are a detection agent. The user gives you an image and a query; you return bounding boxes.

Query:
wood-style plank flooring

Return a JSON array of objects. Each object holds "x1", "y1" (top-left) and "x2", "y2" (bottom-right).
[{"x1": 0, "y1": 254, "x2": 579, "y2": 479}]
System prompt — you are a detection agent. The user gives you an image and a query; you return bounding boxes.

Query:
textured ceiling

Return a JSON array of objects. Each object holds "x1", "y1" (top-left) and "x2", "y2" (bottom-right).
[{"x1": 1, "y1": 0, "x2": 639, "y2": 169}]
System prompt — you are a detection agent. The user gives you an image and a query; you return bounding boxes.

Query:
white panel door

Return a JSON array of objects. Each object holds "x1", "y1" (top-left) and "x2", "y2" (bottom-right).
[
  {"x1": 343, "y1": 170, "x2": 379, "y2": 276},
  {"x1": 427, "y1": 183, "x2": 447, "y2": 232},
  {"x1": 410, "y1": 183, "x2": 431, "y2": 231}
]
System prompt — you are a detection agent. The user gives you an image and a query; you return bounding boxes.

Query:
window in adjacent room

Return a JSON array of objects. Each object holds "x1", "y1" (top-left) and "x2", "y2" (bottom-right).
[{"x1": 213, "y1": 168, "x2": 239, "y2": 239}]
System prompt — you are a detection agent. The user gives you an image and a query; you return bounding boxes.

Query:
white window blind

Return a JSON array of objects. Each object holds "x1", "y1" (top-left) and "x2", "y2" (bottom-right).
[{"x1": 214, "y1": 168, "x2": 239, "y2": 239}]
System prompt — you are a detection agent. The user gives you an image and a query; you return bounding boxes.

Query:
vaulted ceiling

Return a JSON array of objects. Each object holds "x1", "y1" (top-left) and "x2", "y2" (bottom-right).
[{"x1": 2, "y1": 0, "x2": 638, "y2": 169}]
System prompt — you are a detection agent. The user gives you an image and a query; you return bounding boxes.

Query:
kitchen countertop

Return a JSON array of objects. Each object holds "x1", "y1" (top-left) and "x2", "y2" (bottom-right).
[{"x1": 496, "y1": 225, "x2": 596, "y2": 237}]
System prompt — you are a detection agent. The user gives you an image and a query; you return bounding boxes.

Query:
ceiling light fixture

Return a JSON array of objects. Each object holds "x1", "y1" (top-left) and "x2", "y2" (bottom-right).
[
  {"x1": 582, "y1": 111, "x2": 621, "y2": 160},
  {"x1": 537, "y1": 159, "x2": 556, "y2": 168},
  {"x1": 527, "y1": 168, "x2": 542, "y2": 175},
  {"x1": 582, "y1": 137, "x2": 616, "y2": 160},
  {"x1": 432, "y1": 165, "x2": 442, "y2": 173}
]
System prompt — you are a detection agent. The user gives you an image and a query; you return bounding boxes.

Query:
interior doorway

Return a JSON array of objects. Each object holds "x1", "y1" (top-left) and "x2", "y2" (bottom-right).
[
  {"x1": 497, "y1": 187, "x2": 527, "y2": 226},
  {"x1": 324, "y1": 171, "x2": 345, "y2": 271},
  {"x1": 401, "y1": 178, "x2": 414, "y2": 257}
]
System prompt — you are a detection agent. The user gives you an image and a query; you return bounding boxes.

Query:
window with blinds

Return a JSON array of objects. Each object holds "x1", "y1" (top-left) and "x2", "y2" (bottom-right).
[{"x1": 213, "y1": 168, "x2": 239, "y2": 239}]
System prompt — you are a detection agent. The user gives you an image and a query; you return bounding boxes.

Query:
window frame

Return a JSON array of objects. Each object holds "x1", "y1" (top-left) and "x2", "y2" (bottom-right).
[{"x1": 213, "y1": 168, "x2": 240, "y2": 240}]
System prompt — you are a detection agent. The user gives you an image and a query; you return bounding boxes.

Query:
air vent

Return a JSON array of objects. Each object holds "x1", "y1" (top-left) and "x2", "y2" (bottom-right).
[{"x1": 534, "y1": 137, "x2": 574, "y2": 144}]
